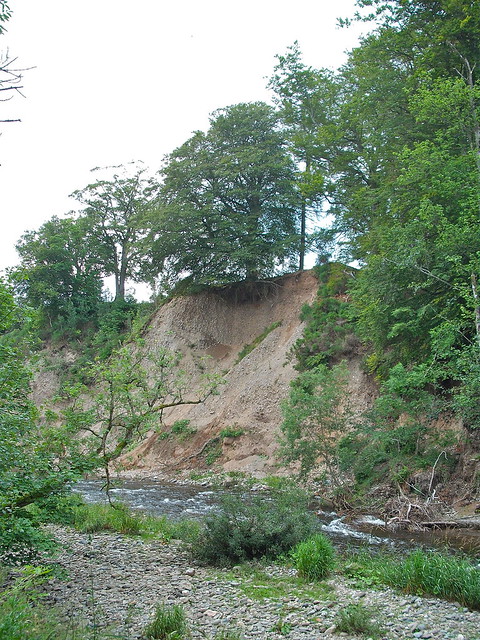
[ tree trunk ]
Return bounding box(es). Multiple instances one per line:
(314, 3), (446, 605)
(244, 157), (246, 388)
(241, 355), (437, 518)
(299, 198), (306, 271)
(471, 273), (480, 349)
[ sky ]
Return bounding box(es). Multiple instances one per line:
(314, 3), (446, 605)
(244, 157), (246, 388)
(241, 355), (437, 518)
(0, 0), (366, 287)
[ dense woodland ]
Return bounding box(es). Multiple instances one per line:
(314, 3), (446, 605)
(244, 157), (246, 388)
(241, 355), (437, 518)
(2, 0), (480, 563)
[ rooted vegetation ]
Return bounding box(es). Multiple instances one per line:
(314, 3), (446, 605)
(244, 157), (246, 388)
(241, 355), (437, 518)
(2, 0), (480, 635)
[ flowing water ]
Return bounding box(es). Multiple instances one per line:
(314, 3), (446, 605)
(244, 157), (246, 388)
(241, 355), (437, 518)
(74, 479), (480, 554)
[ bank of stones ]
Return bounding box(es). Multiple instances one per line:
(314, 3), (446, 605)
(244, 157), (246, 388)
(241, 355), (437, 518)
(44, 526), (478, 640)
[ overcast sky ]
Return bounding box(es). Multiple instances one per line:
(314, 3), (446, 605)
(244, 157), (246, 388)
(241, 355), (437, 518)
(0, 0), (366, 281)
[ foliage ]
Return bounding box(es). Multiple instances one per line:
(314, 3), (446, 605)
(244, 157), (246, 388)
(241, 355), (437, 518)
(280, 361), (351, 480)
(71, 163), (160, 302)
(13, 215), (103, 337)
(190, 488), (318, 566)
(170, 419), (197, 441)
(60, 341), (221, 483)
(219, 426), (244, 439)
(151, 102), (300, 289)
(0, 278), (86, 564)
(337, 364), (458, 493)
(268, 42), (336, 269)
(143, 603), (190, 640)
(291, 263), (357, 370)
(334, 603), (383, 639)
(235, 321), (282, 363)
(0, 564), (93, 639)
(380, 549), (480, 610)
(291, 533), (335, 581)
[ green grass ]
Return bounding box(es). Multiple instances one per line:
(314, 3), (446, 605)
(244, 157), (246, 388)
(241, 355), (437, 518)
(334, 603), (383, 639)
(341, 548), (480, 611)
(143, 603), (189, 639)
(72, 502), (201, 543)
(0, 565), (92, 640)
(381, 549), (480, 610)
(291, 533), (335, 581)
(219, 566), (333, 602)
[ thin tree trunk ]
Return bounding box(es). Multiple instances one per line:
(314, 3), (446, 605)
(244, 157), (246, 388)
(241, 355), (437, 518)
(471, 273), (480, 349)
(299, 198), (306, 271)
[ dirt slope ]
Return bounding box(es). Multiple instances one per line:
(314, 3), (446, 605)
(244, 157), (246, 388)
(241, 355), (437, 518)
(119, 270), (375, 477)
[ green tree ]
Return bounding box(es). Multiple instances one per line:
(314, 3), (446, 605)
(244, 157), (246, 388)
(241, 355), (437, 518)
(13, 215), (103, 336)
(60, 341), (221, 488)
(71, 163), (160, 301)
(280, 361), (351, 480)
(151, 102), (299, 288)
(268, 42), (337, 269)
(0, 278), (85, 562)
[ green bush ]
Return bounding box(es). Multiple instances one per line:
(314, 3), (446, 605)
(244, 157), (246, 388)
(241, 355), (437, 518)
(291, 533), (335, 581)
(334, 603), (383, 639)
(219, 426), (245, 438)
(190, 489), (318, 566)
(144, 603), (189, 639)
(381, 549), (480, 610)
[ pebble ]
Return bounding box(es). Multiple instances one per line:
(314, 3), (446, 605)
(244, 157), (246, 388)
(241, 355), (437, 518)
(40, 526), (480, 640)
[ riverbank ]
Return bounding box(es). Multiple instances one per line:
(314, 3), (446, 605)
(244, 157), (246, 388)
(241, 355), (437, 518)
(43, 525), (478, 640)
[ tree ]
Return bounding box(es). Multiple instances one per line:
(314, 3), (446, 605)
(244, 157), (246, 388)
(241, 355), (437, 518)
(60, 341), (222, 489)
(13, 215), (103, 335)
(0, 278), (86, 562)
(151, 102), (300, 288)
(280, 361), (351, 481)
(71, 163), (160, 301)
(268, 43), (336, 270)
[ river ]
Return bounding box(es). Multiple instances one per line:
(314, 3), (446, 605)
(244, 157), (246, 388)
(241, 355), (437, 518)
(74, 478), (480, 555)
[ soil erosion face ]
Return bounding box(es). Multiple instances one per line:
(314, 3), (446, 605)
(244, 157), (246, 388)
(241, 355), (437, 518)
(119, 270), (374, 478)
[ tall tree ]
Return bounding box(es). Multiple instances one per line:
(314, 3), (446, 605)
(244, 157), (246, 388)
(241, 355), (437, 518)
(268, 43), (336, 270)
(72, 163), (160, 301)
(14, 215), (103, 333)
(151, 102), (300, 288)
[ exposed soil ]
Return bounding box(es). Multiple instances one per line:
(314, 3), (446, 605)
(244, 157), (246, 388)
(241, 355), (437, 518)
(113, 270), (376, 478)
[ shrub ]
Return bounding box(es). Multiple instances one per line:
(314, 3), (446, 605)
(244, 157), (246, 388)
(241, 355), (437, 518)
(334, 603), (383, 638)
(219, 426), (245, 438)
(190, 488), (318, 566)
(291, 533), (335, 581)
(144, 603), (189, 639)
(171, 419), (197, 441)
(381, 549), (480, 610)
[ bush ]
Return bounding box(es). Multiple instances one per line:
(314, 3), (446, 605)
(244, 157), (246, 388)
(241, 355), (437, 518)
(190, 488), (318, 566)
(381, 549), (480, 610)
(334, 603), (383, 638)
(144, 603), (189, 639)
(291, 533), (335, 580)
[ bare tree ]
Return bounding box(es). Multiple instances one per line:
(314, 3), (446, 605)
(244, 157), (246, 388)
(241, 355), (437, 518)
(0, 51), (27, 123)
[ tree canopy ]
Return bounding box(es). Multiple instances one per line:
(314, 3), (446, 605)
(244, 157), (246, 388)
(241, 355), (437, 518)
(149, 102), (300, 288)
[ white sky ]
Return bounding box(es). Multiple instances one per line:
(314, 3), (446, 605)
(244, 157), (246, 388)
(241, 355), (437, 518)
(0, 0), (366, 282)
